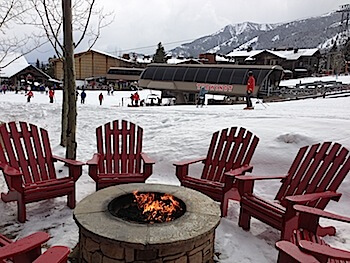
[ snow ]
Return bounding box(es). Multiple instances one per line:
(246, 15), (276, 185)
(0, 88), (349, 262)
(280, 74), (350, 87)
(0, 53), (29, 78)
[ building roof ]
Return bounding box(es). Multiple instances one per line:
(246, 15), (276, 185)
(227, 48), (319, 61)
(0, 53), (30, 78)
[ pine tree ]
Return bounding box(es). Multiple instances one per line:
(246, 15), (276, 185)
(153, 42), (167, 63)
(36, 59), (40, 68)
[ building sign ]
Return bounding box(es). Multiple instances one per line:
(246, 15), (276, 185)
(196, 83), (233, 92)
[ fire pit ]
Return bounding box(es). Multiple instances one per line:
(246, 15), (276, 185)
(74, 183), (221, 263)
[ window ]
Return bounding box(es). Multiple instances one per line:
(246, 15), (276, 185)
(141, 67), (157, 79)
(231, 69), (248, 84)
(194, 68), (210, 82)
(218, 68), (234, 84)
(183, 68), (199, 82)
(153, 67), (166, 81)
(163, 67), (177, 81)
(206, 68), (222, 83)
(173, 67), (187, 81)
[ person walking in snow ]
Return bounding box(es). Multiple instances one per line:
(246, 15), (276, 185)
(81, 90), (86, 104)
(245, 71), (255, 110)
(98, 92), (104, 105)
(133, 91), (140, 106)
(49, 88), (55, 103)
(26, 89), (34, 103)
(196, 86), (208, 108)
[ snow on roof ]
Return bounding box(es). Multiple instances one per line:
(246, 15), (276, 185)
(215, 55), (234, 62)
(166, 57), (201, 64)
(0, 53), (29, 78)
(227, 48), (319, 61)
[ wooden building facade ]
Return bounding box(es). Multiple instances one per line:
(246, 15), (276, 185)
(52, 49), (138, 81)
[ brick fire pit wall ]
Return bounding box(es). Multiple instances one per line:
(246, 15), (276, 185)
(74, 183), (221, 263)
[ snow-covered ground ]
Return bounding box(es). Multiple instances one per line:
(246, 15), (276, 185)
(0, 88), (349, 263)
(280, 74), (350, 87)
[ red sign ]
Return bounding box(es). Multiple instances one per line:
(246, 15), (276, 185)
(196, 83), (233, 92)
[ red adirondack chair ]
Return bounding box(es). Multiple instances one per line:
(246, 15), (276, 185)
(276, 205), (350, 263)
(0, 231), (70, 263)
(173, 127), (259, 215)
(87, 120), (155, 190)
(0, 121), (84, 223)
(235, 142), (350, 240)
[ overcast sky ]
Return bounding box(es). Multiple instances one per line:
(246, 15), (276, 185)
(26, 0), (347, 62)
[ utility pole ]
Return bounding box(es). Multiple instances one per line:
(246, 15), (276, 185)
(62, 0), (77, 159)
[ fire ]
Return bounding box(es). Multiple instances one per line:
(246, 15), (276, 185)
(133, 191), (182, 223)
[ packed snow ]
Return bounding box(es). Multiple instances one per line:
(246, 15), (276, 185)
(0, 88), (349, 263)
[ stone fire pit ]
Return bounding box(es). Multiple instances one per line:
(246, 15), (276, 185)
(73, 183), (221, 263)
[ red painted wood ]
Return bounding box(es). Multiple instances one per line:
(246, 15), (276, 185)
(0, 122), (83, 222)
(174, 127), (259, 215)
(105, 122), (113, 174)
(40, 128), (56, 180)
(30, 125), (49, 181)
(128, 122), (135, 173)
(112, 120), (120, 174)
(135, 127), (143, 173)
(32, 246), (70, 263)
(87, 120), (154, 190)
(237, 142), (350, 240)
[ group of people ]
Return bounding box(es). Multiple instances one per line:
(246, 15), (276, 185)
(25, 86), (55, 103)
(130, 91), (140, 106)
(196, 71), (255, 109)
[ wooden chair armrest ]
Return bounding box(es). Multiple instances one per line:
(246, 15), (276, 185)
(173, 157), (206, 167)
(33, 246), (70, 263)
(235, 175), (288, 181)
(224, 165), (253, 177)
(299, 240), (350, 260)
(275, 240), (319, 263)
(52, 155), (85, 166)
(293, 205), (350, 223)
(86, 153), (101, 166)
(0, 162), (22, 177)
(285, 191), (342, 204)
(0, 232), (50, 260)
(140, 152), (155, 164)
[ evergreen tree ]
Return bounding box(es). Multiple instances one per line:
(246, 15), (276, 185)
(153, 42), (167, 63)
(36, 59), (40, 68)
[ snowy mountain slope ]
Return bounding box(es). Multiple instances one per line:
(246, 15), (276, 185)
(170, 12), (343, 57)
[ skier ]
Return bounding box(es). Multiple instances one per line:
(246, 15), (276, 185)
(196, 86), (208, 108)
(98, 92), (104, 105)
(49, 88), (55, 103)
(81, 90), (86, 104)
(26, 89), (34, 103)
(244, 71), (255, 110)
(133, 91), (140, 106)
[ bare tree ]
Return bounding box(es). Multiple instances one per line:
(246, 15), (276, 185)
(28, 0), (113, 159)
(0, 0), (46, 67)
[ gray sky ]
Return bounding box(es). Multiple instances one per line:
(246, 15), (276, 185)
(27, 0), (347, 62)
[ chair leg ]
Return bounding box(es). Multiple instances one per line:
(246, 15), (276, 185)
(17, 197), (26, 223)
(238, 206), (251, 230)
(67, 189), (76, 209)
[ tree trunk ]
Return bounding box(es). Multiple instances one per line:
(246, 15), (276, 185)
(60, 58), (68, 147)
(63, 0), (77, 159)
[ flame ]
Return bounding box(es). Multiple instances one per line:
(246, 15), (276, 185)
(133, 191), (182, 223)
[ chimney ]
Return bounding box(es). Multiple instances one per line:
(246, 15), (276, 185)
(122, 54), (130, 60)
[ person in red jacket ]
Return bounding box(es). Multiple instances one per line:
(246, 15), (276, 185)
(48, 88), (55, 103)
(133, 91), (140, 106)
(98, 92), (104, 105)
(26, 89), (34, 103)
(245, 71), (255, 109)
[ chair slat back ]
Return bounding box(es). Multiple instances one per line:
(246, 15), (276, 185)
(96, 120), (143, 174)
(201, 127), (259, 183)
(276, 142), (350, 208)
(0, 122), (56, 185)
